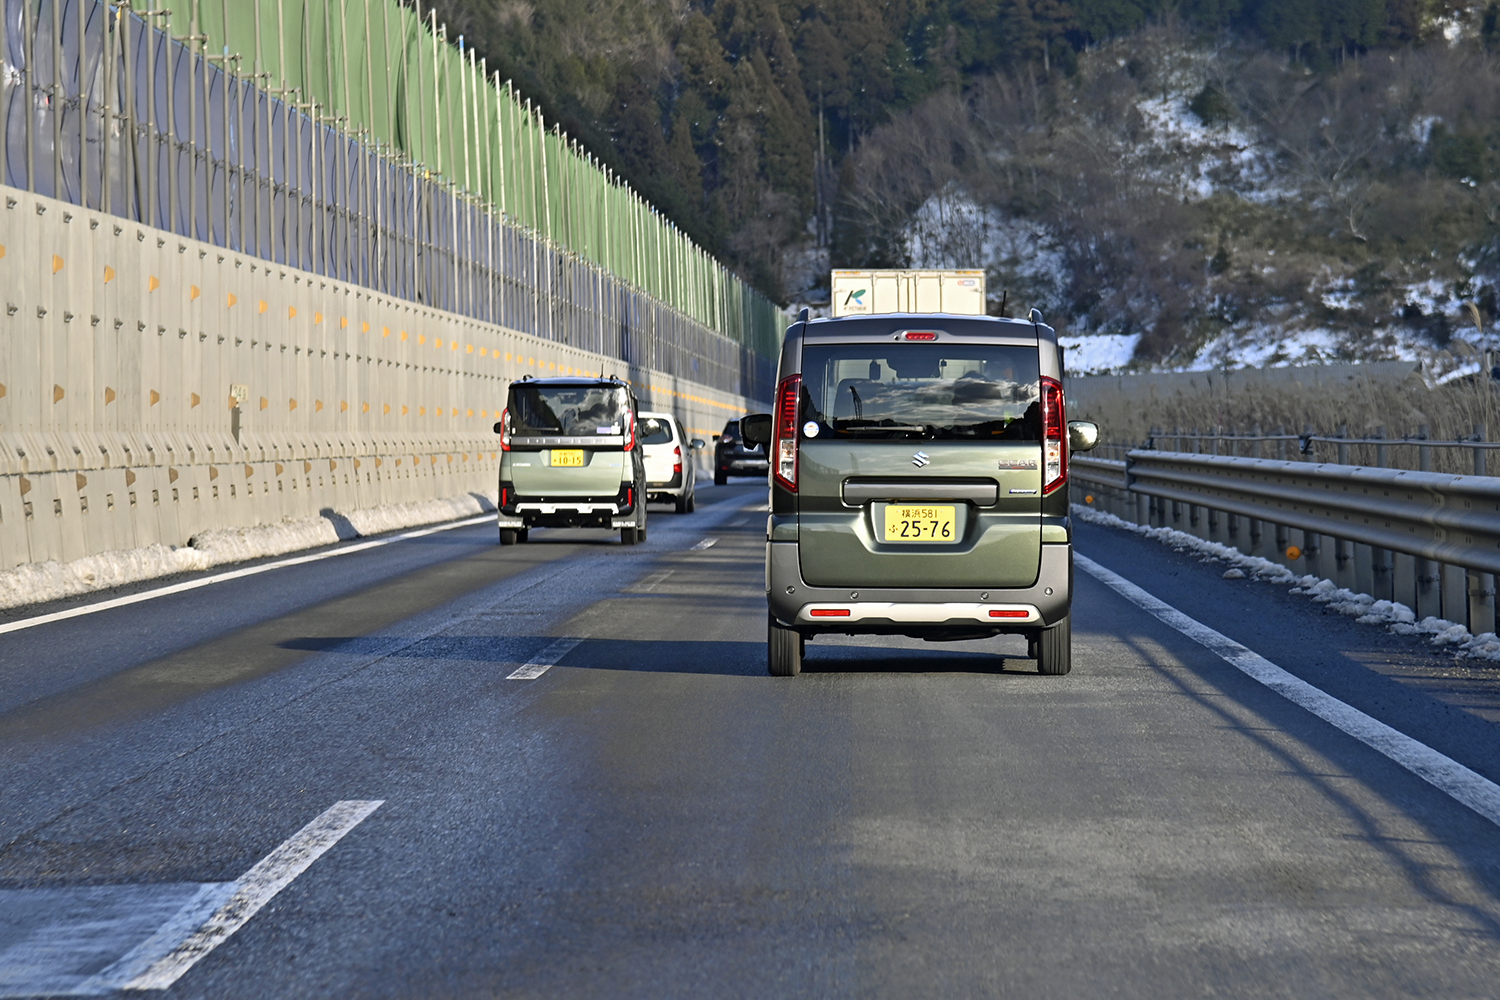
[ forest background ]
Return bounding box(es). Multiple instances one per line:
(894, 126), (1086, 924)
(428, 0), (1500, 370)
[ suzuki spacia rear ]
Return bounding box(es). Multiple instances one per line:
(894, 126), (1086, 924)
(757, 313), (1097, 676)
(493, 377), (648, 546)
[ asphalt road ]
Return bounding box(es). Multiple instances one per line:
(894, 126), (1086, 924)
(2, 483), (1499, 998)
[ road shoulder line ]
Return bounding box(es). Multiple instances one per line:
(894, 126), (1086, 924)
(1077, 553), (1500, 829)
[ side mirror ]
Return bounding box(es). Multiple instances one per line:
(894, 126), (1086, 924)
(1068, 420), (1100, 452)
(492, 421), (504, 435)
(740, 413), (773, 446)
(690, 438), (707, 450)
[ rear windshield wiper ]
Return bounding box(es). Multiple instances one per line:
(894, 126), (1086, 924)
(835, 423), (930, 436)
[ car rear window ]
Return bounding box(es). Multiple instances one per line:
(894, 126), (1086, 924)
(508, 383), (627, 435)
(800, 343), (1040, 441)
(640, 416), (675, 445)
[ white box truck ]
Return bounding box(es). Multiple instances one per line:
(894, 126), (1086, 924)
(830, 269), (987, 317)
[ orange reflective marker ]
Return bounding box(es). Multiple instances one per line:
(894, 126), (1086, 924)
(1286, 546), (1302, 560)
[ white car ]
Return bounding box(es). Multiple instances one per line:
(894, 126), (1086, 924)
(639, 412), (705, 513)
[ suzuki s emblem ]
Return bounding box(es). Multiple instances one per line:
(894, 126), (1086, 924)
(912, 451), (931, 468)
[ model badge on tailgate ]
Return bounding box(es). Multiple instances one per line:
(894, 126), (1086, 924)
(999, 459), (1038, 470)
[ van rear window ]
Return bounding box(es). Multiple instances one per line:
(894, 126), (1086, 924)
(800, 344), (1040, 441)
(508, 384), (627, 435)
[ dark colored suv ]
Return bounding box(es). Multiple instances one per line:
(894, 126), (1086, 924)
(493, 376), (648, 545)
(747, 311), (1098, 676)
(713, 418), (769, 485)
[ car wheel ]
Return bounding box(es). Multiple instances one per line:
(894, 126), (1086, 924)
(768, 614), (802, 676)
(674, 492), (689, 514)
(714, 467), (727, 486)
(517, 528), (530, 543)
(636, 523), (647, 543)
(685, 491), (696, 513)
(499, 528), (518, 546)
(1036, 615), (1072, 676)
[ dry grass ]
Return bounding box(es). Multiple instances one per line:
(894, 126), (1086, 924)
(1078, 374), (1500, 476)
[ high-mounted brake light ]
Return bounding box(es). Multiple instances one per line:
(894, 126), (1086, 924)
(672, 445), (682, 475)
(988, 609), (1030, 619)
(499, 408), (512, 452)
(1041, 376), (1066, 494)
(809, 608), (851, 617)
(904, 331), (938, 341)
(773, 375), (801, 492)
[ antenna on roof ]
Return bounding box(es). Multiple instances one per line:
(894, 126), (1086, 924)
(999, 290), (1009, 318)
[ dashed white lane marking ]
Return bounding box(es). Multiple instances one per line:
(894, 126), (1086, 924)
(0, 516), (495, 637)
(630, 571), (674, 592)
(507, 638), (582, 680)
(122, 800), (384, 991)
(691, 537), (718, 550)
(1078, 554), (1500, 829)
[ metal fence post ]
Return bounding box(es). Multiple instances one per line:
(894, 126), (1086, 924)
(1415, 424), (1438, 617)
(1475, 423), (1487, 477)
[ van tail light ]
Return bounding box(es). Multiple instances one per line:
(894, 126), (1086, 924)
(672, 446), (682, 475)
(624, 411), (636, 451)
(499, 408), (512, 452)
(773, 375), (801, 492)
(1041, 376), (1066, 494)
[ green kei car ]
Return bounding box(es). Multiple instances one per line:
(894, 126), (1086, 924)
(493, 376), (649, 546)
(744, 310), (1098, 676)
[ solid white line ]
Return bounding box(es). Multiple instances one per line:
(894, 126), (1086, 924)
(0, 515), (494, 637)
(122, 800), (384, 991)
(507, 637), (582, 680)
(691, 537), (718, 550)
(89, 883), (239, 991)
(1077, 554), (1500, 829)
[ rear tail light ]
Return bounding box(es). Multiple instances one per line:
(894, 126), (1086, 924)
(499, 408), (511, 452)
(809, 608), (850, 617)
(1041, 376), (1066, 494)
(672, 446), (682, 474)
(624, 411), (636, 450)
(773, 375), (801, 492)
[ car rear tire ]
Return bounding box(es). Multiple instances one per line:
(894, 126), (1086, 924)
(714, 467), (727, 486)
(768, 615), (802, 676)
(499, 528), (518, 546)
(674, 493), (689, 514)
(636, 524), (647, 543)
(685, 492), (696, 513)
(1036, 615), (1072, 676)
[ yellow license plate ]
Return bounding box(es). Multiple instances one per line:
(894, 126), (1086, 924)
(883, 504), (957, 542)
(551, 449), (585, 467)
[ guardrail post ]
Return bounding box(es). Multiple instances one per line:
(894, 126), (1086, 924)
(1441, 564), (1468, 629)
(1469, 568), (1496, 636)
(1276, 426), (1287, 461)
(1413, 424), (1439, 617)
(1393, 551), (1417, 611)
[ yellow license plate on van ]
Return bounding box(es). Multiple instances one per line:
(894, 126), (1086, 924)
(883, 504), (957, 542)
(551, 449), (585, 467)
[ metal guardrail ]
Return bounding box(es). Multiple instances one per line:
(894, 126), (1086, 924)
(1071, 450), (1500, 635)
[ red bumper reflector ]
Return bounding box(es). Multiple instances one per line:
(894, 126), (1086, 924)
(809, 608), (851, 618)
(989, 609), (1030, 618)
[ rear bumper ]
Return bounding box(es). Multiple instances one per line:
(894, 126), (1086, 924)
(499, 481), (639, 528)
(766, 540), (1072, 631)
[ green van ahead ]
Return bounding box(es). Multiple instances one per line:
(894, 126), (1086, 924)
(746, 310), (1098, 676)
(493, 376), (648, 546)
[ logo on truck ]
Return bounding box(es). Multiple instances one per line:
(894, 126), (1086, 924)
(844, 288), (867, 308)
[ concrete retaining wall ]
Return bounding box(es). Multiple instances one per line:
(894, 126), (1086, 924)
(0, 184), (768, 571)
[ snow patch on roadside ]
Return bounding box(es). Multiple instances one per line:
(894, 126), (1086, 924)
(1074, 504), (1500, 662)
(0, 491), (496, 612)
